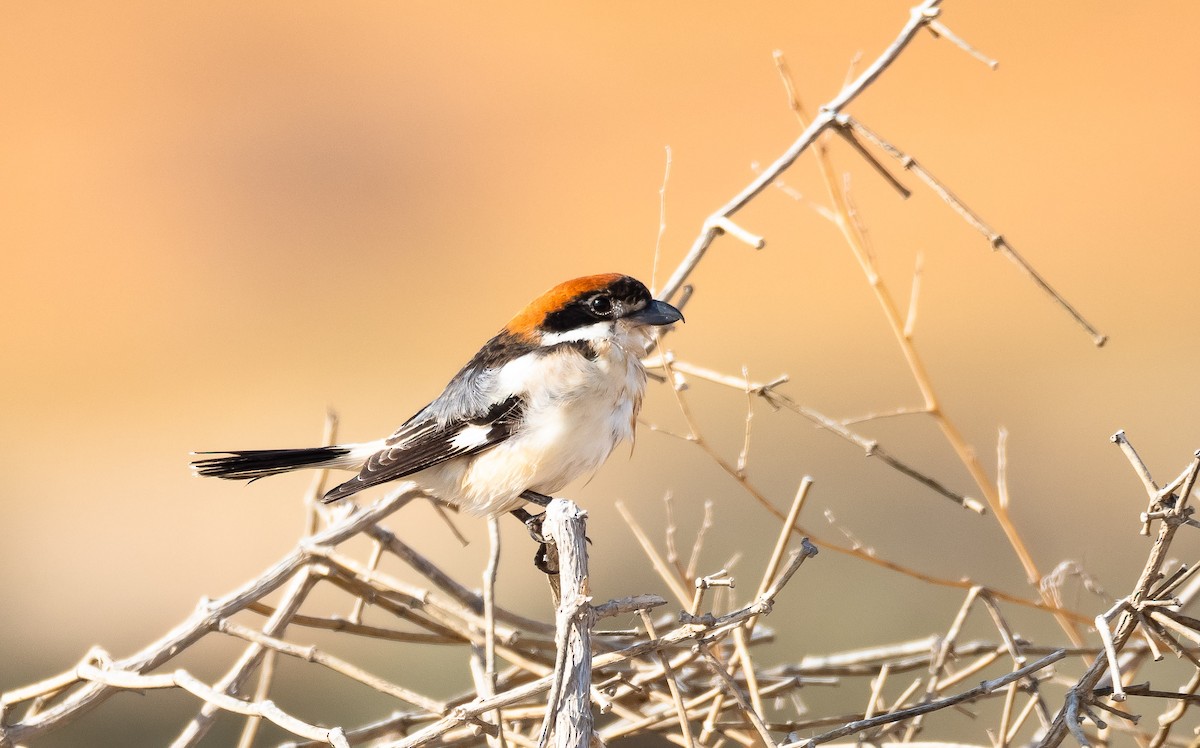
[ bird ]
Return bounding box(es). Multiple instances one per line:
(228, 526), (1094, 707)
(192, 273), (683, 520)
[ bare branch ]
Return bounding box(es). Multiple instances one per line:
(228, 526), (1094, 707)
(926, 19), (999, 69)
(656, 0), (944, 304)
(835, 114), (1106, 346)
(788, 650), (1066, 747)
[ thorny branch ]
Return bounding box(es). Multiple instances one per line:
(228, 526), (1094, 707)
(654, 1), (1104, 349)
(657, 0), (955, 303)
(641, 355), (1093, 625)
(787, 649), (1067, 748)
(1038, 444), (1200, 748)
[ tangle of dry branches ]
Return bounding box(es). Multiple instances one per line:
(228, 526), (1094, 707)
(8, 3), (1199, 748)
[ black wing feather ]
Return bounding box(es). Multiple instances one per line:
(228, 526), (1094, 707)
(323, 331), (537, 504)
(321, 395), (524, 503)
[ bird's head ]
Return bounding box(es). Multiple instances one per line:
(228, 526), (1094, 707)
(504, 273), (684, 349)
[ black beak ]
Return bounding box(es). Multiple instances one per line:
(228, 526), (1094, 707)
(627, 299), (684, 327)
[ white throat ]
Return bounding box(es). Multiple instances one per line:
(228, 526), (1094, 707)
(539, 321), (615, 347)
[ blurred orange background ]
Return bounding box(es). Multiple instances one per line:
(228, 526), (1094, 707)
(5, 2), (1200, 745)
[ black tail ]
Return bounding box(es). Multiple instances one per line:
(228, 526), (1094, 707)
(192, 447), (352, 481)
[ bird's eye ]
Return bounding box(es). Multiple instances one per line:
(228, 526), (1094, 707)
(588, 294), (614, 316)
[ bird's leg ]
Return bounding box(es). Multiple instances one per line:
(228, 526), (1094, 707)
(513, 493), (559, 575)
(520, 490), (553, 507)
(510, 507), (545, 543)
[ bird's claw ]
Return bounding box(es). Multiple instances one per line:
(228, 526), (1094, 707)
(509, 507), (558, 575)
(510, 507), (546, 543)
(534, 543), (558, 576)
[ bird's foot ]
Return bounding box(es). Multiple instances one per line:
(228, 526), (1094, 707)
(533, 543), (558, 576)
(509, 507), (546, 543)
(509, 507), (557, 575)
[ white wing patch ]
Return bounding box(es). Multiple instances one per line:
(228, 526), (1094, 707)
(449, 423), (493, 451)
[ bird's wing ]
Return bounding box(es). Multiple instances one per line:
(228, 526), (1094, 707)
(321, 394), (523, 503)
